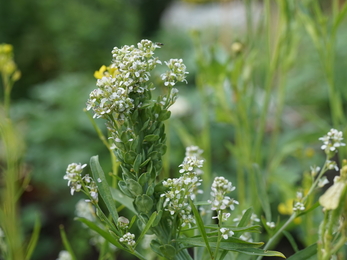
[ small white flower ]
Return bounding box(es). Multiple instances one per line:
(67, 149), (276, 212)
(319, 129), (345, 154)
(310, 166), (321, 177)
(266, 222), (276, 229)
(220, 228), (234, 239)
(209, 177), (238, 214)
(327, 160), (339, 171)
(318, 176), (329, 188)
(119, 232), (136, 247)
(293, 202), (305, 212)
(56, 250), (72, 260)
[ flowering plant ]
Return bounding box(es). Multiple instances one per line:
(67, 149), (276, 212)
(61, 40), (285, 260)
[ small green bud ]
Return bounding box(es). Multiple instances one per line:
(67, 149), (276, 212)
(117, 216), (130, 229)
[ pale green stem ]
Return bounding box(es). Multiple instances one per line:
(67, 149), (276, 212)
(256, 212), (298, 260)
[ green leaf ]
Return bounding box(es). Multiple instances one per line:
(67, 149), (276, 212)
(333, 1), (347, 35)
(25, 215), (41, 260)
(234, 207), (253, 238)
(110, 188), (136, 214)
(126, 179), (143, 196)
(135, 211), (157, 247)
(144, 134), (159, 142)
(189, 200), (214, 259)
(283, 230), (299, 253)
(76, 217), (123, 249)
(159, 244), (176, 260)
(286, 243), (317, 260)
(177, 236), (263, 250)
(134, 194), (154, 214)
(253, 165), (271, 221)
(90, 155), (119, 222)
(133, 154), (142, 173)
(232, 248), (286, 258)
(203, 224), (261, 233)
(118, 181), (134, 198)
(158, 110), (171, 121)
(59, 225), (77, 260)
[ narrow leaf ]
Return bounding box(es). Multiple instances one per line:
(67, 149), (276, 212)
(286, 243), (317, 260)
(177, 236), (263, 250)
(232, 248), (286, 258)
(25, 215), (41, 260)
(90, 155), (119, 222)
(59, 225), (77, 260)
(333, 1), (347, 34)
(283, 230), (299, 253)
(135, 211), (157, 247)
(76, 217), (123, 249)
(253, 165), (271, 220)
(234, 207), (253, 238)
(189, 200), (214, 259)
(111, 188), (136, 213)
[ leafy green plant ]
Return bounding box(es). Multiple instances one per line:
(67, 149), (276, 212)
(61, 40), (285, 260)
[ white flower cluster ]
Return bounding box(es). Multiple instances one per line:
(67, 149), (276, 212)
(87, 39), (189, 119)
(161, 58), (188, 87)
(119, 232), (136, 247)
(220, 227), (234, 240)
(209, 177), (238, 214)
(161, 146), (204, 227)
(319, 129), (345, 154)
(87, 40), (162, 119)
(63, 163), (99, 203)
(63, 163), (87, 195)
(266, 222), (276, 229)
(56, 250), (72, 260)
(293, 202), (305, 212)
(82, 174), (99, 203)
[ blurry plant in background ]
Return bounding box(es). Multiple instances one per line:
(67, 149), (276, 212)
(0, 44), (40, 260)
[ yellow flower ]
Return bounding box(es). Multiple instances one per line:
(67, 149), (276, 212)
(94, 65), (119, 79)
(94, 65), (107, 79)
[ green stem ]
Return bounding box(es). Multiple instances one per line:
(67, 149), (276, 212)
(256, 212), (298, 260)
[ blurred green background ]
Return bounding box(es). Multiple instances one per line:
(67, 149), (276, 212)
(1, 0), (347, 259)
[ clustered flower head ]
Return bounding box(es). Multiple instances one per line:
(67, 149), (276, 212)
(209, 176), (238, 214)
(293, 202), (305, 212)
(63, 163), (99, 203)
(161, 146), (204, 227)
(63, 163), (87, 195)
(119, 232), (136, 247)
(220, 227), (234, 240)
(161, 58), (188, 86)
(86, 39), (188, 120)
(319, 129), (345, 155)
